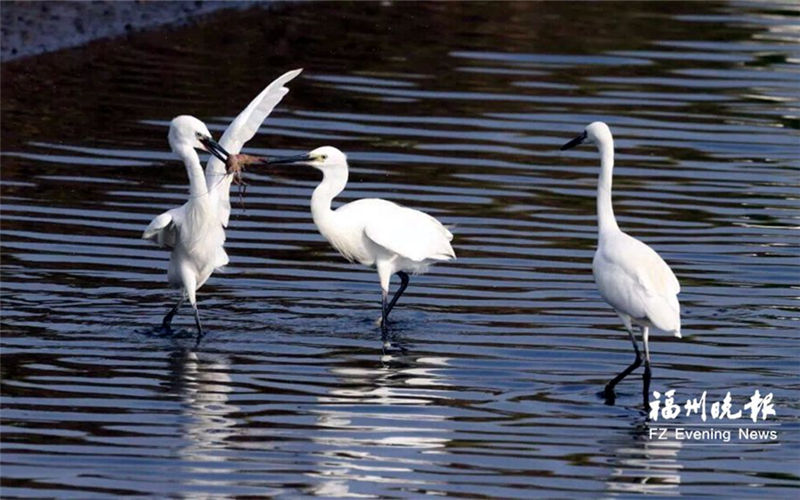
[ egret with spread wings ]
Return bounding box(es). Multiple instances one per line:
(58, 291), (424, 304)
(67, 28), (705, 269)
(142, 69), (302, 336)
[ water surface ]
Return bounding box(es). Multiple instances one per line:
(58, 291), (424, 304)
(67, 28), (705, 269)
(2, 1), (799, 497)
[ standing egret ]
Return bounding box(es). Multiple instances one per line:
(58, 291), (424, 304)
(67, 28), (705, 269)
(266, 147), (456, 344)
(561, 122), (681, 406)
(142, 69), (302, 336)
(142, 116), (231, 336)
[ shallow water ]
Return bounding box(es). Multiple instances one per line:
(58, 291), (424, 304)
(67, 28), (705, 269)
(2, 1), (799, 497)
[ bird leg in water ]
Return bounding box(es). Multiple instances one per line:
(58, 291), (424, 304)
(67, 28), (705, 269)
(380, 273), (412, 352)
(603, 326), (643, 404)
(225, 154), (269, 209)
(193, 305), (204, 340)
(385, 272), (410, 321)
(642, 326), (652, 409)
(381, 291), (389, 341)
(160, 295), (185, 333)
(376, 272), (411, 326)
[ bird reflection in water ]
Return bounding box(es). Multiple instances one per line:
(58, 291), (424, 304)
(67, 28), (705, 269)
(167, 348), (241, 475)
(604, 419), (683, 495)
(304, 354), (454, 496)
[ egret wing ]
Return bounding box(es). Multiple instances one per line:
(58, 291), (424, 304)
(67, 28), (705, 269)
(594, 233), (680, 334)
(206, 68), (303, 226)
(636, 251), (681, 335)
(363, 202), (455, 262)
(142, 209), (180, 249)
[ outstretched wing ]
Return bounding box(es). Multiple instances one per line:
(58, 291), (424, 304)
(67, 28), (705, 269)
(206, 68), (303, 226)
(142, 208), (180, 249)
(363, 201), (455, 262)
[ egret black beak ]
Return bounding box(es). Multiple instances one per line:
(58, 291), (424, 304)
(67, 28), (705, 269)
(200, 137), (230, 162)
(560, 130), (588, 151)
(265, 153), (311, 165)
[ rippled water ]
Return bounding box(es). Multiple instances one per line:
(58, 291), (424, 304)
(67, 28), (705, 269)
(2, 1), (799, 497)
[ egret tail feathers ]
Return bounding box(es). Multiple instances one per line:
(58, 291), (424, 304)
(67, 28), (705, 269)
(644, 291), (681, 338)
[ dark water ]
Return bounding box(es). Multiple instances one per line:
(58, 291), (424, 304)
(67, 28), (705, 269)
(2, 1), (799, 497)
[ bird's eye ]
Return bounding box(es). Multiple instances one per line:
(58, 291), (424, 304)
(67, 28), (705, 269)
(195, 132), (204, 139)
(321, 155), (327, 160)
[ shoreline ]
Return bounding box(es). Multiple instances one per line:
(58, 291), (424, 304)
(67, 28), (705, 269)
(1, 1), (264, 62)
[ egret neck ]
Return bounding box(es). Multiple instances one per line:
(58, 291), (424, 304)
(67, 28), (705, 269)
(596, 136), (619, 235)
(311, 163), (348, 232)
(176, 142), (210, 198)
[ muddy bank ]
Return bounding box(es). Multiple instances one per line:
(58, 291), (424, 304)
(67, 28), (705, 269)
(1, 1), (268, 62)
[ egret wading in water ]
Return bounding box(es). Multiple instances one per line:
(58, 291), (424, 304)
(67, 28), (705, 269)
(142, 69), (302, 336)
(266, 147), (456, 345)
(561, 122), (681, 407)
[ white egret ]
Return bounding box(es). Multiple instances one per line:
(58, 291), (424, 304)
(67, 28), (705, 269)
(142, 69), (302, 336)
(142, 116), (230, 336)
(561, 122), (681, 406)
(266, 147), (456, 343)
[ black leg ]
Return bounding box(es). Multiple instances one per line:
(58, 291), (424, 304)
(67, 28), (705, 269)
(643, 361), (652, 410)
(381, 290), (389, 343)
(384, 271), (410, 320)
(604, 355), (642, 403)
(193, 306), (204, 340)
(642, 326), (651, 410)
(161, 296), (185, 333)
(604, 327), (642, 404)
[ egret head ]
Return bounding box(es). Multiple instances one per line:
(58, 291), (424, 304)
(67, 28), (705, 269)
(561, 121), (612, 151)
(306, 146), (347, 170)
(266, 146), (348, 172)
(168, 115), (229, 162)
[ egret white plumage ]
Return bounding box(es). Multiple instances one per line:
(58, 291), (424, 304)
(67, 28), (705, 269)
(142, 69), (302, 336)
(142, 116), (230, 336)
(204, 69), (302, 228)
(266, 147), (456, 343)
(561, 122), (681, 406)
